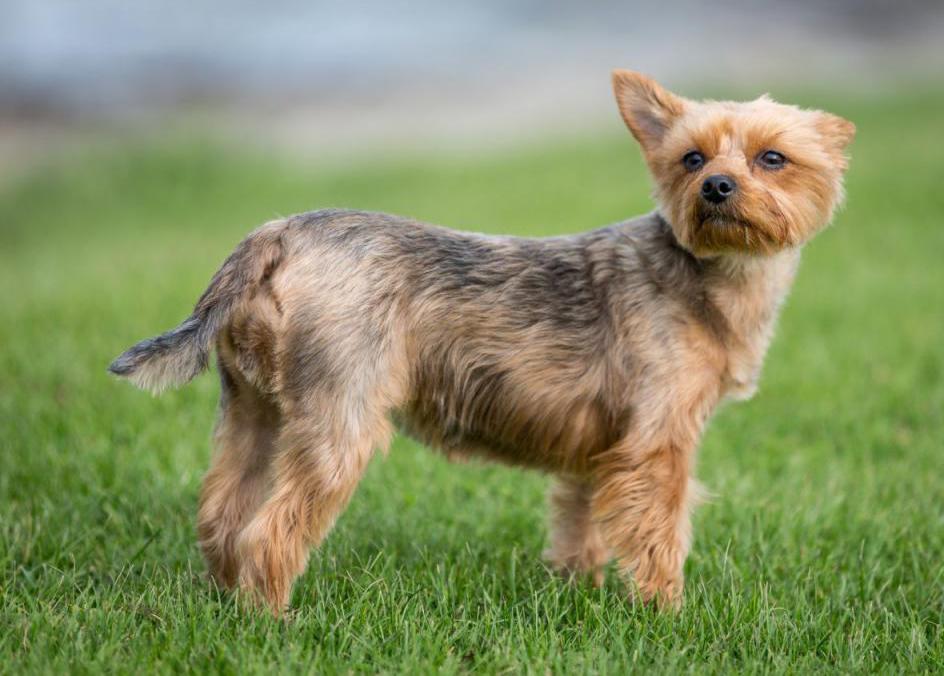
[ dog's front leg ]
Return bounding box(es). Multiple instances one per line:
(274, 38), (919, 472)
(590, 409), (708, 609)
(544, 478), (610, 586)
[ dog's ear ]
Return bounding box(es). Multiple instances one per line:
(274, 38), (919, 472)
(815, 111), (856, 166)
(612, 70), (686, 152)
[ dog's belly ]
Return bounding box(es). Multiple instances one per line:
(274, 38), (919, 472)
(394, 383), (623, 476)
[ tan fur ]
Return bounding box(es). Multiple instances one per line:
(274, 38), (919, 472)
(111, 71), (854, 614)
(545, 478), (610, 587)
(197, 345), (280, 587)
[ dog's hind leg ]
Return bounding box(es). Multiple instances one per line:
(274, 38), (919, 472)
(197, 361), (280, 589)
(234, 393), (394, 613)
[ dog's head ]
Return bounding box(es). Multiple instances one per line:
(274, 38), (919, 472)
(612, 70), (855, 257)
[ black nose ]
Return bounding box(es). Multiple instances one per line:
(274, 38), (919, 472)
(701, 175), (737, 204)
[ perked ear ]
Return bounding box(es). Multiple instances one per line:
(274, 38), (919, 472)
(612, 70), (686, 152)
(815, 112), (856, 157)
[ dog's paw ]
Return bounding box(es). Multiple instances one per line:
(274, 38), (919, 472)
(631, 575), (684, 611)
(235, 527), (294, 616)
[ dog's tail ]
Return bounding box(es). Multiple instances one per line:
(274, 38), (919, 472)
(108, 220), (287, 394)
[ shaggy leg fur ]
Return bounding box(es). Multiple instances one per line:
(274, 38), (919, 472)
(197, 369), (280, 588)
(544, 479), (610, 586)
(592, 439), (697, 609)
(234, 404), (382, 613)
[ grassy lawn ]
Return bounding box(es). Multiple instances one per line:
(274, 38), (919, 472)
(1, 91), (942, 673)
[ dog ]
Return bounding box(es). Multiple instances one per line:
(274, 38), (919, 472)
(109, 71), (854, 613)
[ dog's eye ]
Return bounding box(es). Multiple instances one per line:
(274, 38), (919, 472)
(682, 151), (704, 172)
(758, 150), (787, 169)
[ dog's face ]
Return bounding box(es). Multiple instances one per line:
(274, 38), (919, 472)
(613, 70), (855, 257)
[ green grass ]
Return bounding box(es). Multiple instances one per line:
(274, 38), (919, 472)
(1, 91), (943, 673)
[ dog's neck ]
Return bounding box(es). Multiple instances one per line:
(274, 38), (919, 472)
(704, 249), (801, 331)
(701, 247), (802, 397)
(649, 210), (802, 338)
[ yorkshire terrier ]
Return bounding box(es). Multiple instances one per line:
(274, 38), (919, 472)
(110, 71), (854, 613)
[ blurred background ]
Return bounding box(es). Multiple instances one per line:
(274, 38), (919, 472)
(2, 0), (943, 176)
(2, 3), (943, 670)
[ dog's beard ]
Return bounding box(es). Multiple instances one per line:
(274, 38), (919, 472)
(688, 202), (779, 256)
